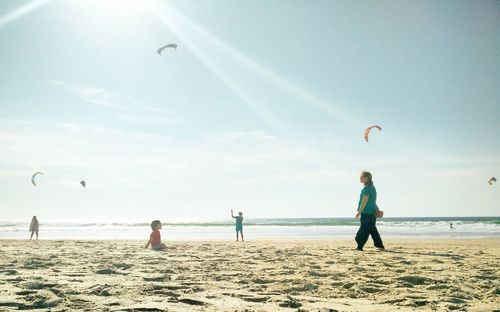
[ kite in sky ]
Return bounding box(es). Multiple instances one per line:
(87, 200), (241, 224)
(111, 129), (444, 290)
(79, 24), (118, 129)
(31, 172), (44, 187)
(364, 125), (382, 142)
(156, 43), (178, 55)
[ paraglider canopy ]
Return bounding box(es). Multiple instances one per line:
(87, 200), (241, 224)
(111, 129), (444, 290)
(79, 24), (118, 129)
(364, 125), (382, 142)
(156, 43), (178, 55)
(488, 177), (497, 186)
(80, 180), (86, 188)
(31, 172), (44, 187)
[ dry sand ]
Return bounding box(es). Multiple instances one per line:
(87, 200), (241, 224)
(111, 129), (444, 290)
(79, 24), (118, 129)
(0, 239), (498, 311)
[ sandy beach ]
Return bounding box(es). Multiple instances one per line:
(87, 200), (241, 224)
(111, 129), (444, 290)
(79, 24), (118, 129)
(0, 239), (498, 311)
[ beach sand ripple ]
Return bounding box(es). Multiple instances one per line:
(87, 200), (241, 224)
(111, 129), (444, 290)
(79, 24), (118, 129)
(0, 239), (498, 311)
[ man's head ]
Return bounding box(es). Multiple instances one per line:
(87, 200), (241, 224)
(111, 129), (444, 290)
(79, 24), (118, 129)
(360, 171), (373, 186)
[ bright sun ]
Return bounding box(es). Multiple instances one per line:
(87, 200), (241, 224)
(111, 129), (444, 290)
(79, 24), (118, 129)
(66, 0), (146, 26)
(63, 0), (152, 40)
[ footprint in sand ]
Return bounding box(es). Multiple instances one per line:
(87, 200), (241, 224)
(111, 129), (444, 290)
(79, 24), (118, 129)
(285, 283), (319, 293)
(143, 275), (170, 282)
(237, 294), (271, 303)
(1, 269), (17, 275)
(123, 308), (164, 312)
(21, 281), (58, 290)
(113, 262), (133, 270)
(409, 299), (431, 307)
(96, 268), (115, 275)
(359, 285), (384, 293)
(15, 289), (36, 295)
(278, 295), (302, 308)
(64, 272), (86, 277)
(0, 301), (32, 310)
(397, 275), (434, 286)
(178, 298), (207, 306)
(370, 279), (392, 286)
(24, 290), (62, 309)
(87, 284), (113, 297)
(342, 282), (356, 289)
(308, 271), (329, 277)
(6, 277), (23, 284)
(22, 259), (51, 269)
(253, 277), (275, 284)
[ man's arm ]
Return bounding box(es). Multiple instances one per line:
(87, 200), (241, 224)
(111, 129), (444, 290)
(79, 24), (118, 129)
(231, 210), (235, 218)
(356, 195), (369, 218)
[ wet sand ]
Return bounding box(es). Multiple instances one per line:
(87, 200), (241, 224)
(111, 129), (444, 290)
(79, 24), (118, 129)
(0, 239), (498, 311)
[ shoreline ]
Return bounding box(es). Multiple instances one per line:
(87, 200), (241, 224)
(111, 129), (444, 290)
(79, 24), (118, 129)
(2, 237), (500, 242)
(3, 217), (499, 241)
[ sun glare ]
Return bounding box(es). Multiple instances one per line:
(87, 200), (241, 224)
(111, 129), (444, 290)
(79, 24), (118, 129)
(67, 0), (145, 26)
(62, 0), (151, 43)
(89, 0), (141, 17)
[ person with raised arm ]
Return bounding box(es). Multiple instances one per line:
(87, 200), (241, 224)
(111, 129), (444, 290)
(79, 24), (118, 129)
(231, 210), (244, 242)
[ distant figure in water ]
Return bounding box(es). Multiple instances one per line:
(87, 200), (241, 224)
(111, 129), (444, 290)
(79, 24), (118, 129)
(145, 220), (167, 251)
(29, 216), (39, 240)
(450, 222), (455, 230)
(231, 210), (244, 242)
(355, 171), (385, 251)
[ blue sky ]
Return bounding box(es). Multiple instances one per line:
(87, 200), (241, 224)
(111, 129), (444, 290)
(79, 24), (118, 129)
(0, 0), (498, 221)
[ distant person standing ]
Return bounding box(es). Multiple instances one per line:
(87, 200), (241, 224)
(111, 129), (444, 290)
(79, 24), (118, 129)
(29, 216), (39, 240)
(355, 171), (384, 251)
(450, 222), (455, 230)
(231, 210), (244, 242)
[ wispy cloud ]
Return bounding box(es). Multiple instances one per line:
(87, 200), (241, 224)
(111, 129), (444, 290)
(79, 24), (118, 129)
(60, 122), (81, 133)
(52, 81), (181, 125)
(202, 131), (277, 143)
(0, 119), (345, 184)
(116, 114), (181, 125)
(52, 80), (119, 108)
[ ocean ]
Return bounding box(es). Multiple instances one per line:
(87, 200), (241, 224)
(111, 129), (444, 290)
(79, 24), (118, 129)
(1, 217), (499, 240)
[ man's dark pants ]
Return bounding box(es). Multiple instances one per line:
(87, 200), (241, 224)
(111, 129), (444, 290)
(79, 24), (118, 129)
(355, 213), (384, 249)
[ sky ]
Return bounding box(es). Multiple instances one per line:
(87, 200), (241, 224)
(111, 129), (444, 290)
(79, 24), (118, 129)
(0, 0), (499, 221)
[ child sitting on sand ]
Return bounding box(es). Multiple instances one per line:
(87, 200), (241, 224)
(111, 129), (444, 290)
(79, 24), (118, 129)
(231, 210), (244, 242)
(145, 220), (167, 251)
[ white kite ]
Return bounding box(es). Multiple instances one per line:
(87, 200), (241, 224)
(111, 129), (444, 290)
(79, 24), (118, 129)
(31, 172), (44, 187)
(156, 43), (178, 55)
